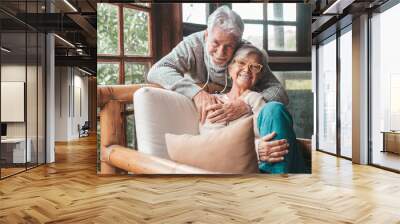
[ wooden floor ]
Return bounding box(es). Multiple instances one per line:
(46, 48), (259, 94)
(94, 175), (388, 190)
(372, 150), (400, 171)
(0, 135), (400, 223)
(1, 167), (26, 178)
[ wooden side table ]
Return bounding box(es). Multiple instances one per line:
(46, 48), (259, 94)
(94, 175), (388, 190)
(381, 131), (400, 154)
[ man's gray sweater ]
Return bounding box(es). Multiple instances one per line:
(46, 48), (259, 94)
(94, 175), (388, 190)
(147, 31), (289, 105)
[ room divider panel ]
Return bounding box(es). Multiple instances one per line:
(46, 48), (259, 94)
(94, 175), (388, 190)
(0, 1), (46, 179)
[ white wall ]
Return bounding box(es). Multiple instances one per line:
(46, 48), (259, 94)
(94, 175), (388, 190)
(1, 63), (46, 164)
(1, 65), (40, 137)
(54, 66), (89, 141)
(46, 33), (55, 163)
(55, 66), (69, 141)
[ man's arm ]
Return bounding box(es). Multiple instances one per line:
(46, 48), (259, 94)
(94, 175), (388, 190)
(147, 39), (202, 99)
(147, 33), (222, 122)
(254, 65), (289, 105)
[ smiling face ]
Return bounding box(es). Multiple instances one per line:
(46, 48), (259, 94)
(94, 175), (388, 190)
(205, 27), (239, 66)
(228, 52), (263, 91)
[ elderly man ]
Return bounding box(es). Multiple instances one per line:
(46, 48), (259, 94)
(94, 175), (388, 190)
(147, 5), (289, 164)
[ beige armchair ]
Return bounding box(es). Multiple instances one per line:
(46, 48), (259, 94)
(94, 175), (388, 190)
(97, 84), (311, 175)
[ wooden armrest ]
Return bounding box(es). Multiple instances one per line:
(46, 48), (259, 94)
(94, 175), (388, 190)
(297, 138), (311, 155)
(296, 138), (311, 173)
(104, 145), (217, 174)
(97, 82), (225, 107)
(97, 83), (161, 107)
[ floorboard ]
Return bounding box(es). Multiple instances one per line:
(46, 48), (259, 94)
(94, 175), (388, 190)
(0, 135), (399, 223)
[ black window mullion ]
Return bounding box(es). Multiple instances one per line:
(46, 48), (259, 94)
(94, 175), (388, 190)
(36, 0), (39, 168)
(36, 29), (39, 168)
(0, 21), (2, 179)
(316, 44), (320, 151)
(336, 30), (341, 157)
(25, 1), (28, 171)
(264, 4), (268, 51)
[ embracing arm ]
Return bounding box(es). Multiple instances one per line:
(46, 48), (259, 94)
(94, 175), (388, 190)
(147, 38), (202, 99)
(254, 65), (289, 105)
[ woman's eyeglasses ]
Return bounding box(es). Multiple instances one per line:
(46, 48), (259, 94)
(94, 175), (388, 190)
(233, 59), (263, 73)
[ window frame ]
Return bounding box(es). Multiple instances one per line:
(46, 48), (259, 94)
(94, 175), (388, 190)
(369, 0), (400, 173)
(182, 3), (305, 57)
(315, 24), (353, 161)
(316, 33), (338, 157)
(230, 3), (302, 56)
(97, 3), (154, 149)
(97, 3), (154, 85)
(182, 3), (210, 37)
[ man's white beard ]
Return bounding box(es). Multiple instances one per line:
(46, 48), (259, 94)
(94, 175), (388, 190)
(205, 45), (227, 68)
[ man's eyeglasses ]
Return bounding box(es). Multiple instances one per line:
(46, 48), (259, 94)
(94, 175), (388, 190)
(233, 59), (263, 73)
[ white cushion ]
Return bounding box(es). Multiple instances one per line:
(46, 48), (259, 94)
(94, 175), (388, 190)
(133, 87), (199, 159)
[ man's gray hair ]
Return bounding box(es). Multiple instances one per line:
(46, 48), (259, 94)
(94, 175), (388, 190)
(207, 6), (244, 41)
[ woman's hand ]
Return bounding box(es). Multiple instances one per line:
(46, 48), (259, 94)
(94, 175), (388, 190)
(205, 99), (250, 123)
(258, 132), (289, 163)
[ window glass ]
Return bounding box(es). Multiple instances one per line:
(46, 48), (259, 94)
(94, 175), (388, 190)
(268, 25), (296, 51)
(391, 75), (400, 128)
(97, 63), (119, 85)
(243, 24), (263, 49)
(1, 31), (28, 177)
(96, 3), (153, 174)
(27, 32), (38, 169)
(126, 114), (137, 149)
(124, 7), (150, 56)
(317, 37), (337, 154)
(97, 3), (119, 55)
(267, 3), (296, 22)
(124, 62), (148, 146)
(339, 29), (352, 158)
(38, 33), (46, 165)
(182, 3), (207, 24)
(124, 62), (148, 84)
(232, 3), (263, 20)
(371, 3), (400, 171)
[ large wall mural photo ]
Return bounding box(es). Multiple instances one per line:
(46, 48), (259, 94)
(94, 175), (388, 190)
(96, 3), (312, 175)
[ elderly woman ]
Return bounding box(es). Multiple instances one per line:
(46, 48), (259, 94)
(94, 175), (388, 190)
(200, 44), (306, 174)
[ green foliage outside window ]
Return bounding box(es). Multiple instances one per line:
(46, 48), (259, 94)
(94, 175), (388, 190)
(97, 3), (119, 55)
(97, 3), (151, 155)
(97, 63), (119, 85)
(124, 8), (149, 56)
(126, 114), (137, 149)
(125, 63), (148, 149)
(125, 63), (148, 84)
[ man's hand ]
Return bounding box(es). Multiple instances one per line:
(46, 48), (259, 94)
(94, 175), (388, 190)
(205, 98), (250, 123)
(258, 132), (289, 163)
(193, 90), (220, 124)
